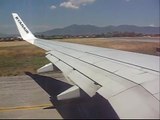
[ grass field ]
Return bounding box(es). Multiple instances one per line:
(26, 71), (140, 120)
(0, 38), (159, 76)
(60, 38), (159, 55)
(0, 41), (49, 76)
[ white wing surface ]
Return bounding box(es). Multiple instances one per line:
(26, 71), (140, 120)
(12, 13), (160, 119)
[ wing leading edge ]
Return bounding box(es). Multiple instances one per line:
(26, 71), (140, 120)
(12, 13), (160, 118)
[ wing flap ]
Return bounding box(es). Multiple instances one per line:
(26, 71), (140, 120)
(46, 53), (100, 96)
(47, 51), (138, 99)
(107, 85), (159, 118)
(141, 79), (159, 95)
(67, 71), (100, 97)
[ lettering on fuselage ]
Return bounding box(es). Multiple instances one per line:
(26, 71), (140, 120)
(15, 17), (29, 34)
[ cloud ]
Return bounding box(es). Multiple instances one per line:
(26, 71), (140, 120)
(60, 0), (96, 9)
(50, 5), (56, 9)
(60, 2), (79, 9)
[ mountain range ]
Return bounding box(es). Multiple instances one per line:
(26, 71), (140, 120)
(0, 33), (9, 37)
(0, 24), (159, 37)
(38, 24), (160, 36)
(0, 33), (18, 37)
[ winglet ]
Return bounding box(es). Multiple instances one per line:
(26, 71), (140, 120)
(12, 13), (36, 44)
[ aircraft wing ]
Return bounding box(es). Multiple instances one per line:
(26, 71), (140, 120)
(12, 13), (160, 118)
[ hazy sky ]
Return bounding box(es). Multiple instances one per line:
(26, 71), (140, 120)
(0, 0), (159, 34)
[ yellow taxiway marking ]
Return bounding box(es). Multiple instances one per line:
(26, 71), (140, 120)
(0, 103), (52, 112)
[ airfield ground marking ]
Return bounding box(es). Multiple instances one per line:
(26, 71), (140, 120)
(0, 103), (53, 112)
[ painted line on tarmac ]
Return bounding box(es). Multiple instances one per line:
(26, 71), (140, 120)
(0, 103), (53, 112)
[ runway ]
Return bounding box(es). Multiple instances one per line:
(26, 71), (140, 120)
(0, 72), (119, 119)
(0, 73), (63, 119)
